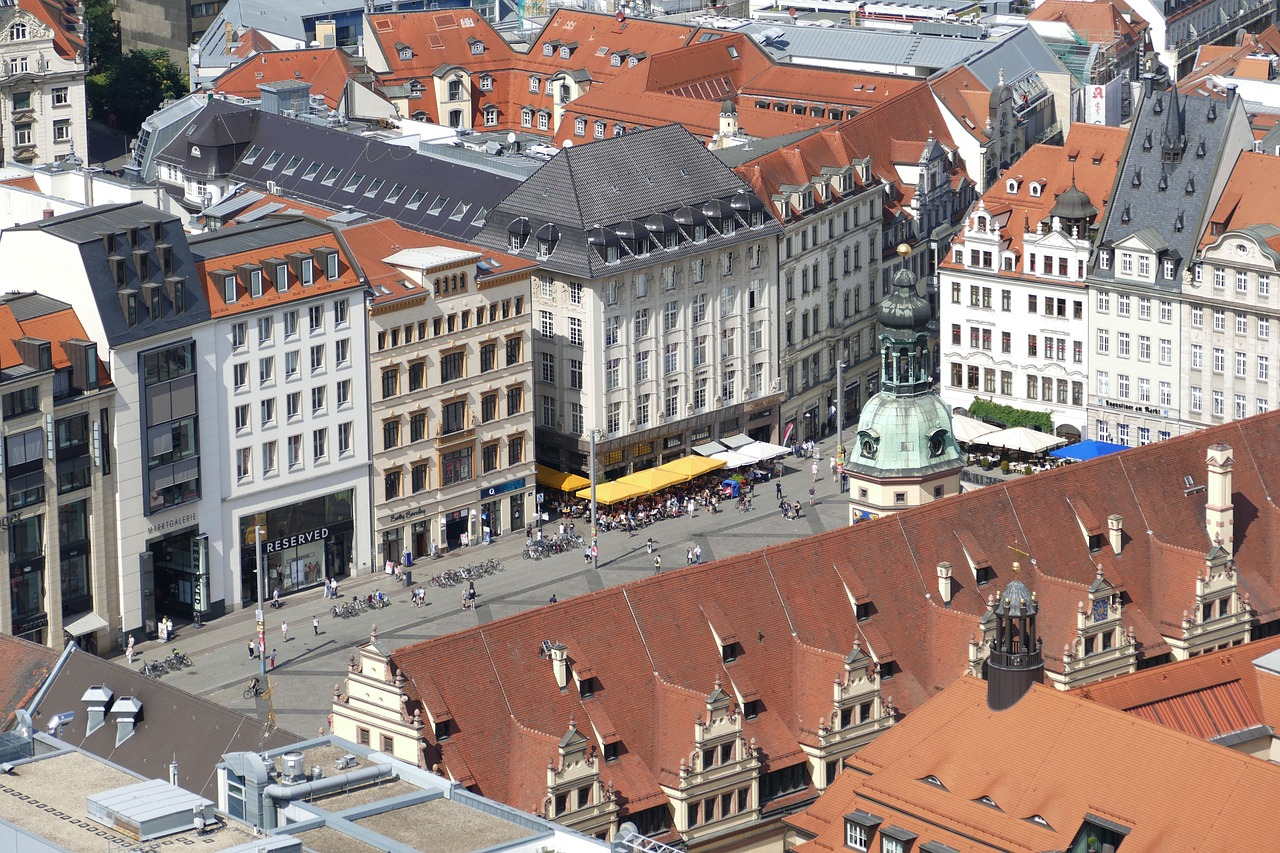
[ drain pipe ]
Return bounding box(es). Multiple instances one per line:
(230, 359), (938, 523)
(261, 764), (394, 830)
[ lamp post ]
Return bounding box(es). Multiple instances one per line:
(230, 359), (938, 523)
(837, 359), (848, 491)
(255, 524), (267, 677)
(589, 428), (600, 571)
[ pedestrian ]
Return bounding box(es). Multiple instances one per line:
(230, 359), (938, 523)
(653, 554), (662, 574)
(273, 587), (280, 609)
(780, 499), (789, 519)
(312, 616), (319, 636)
(776, 481), (783, 500)
(258, 638), (265, 658)
(794, 500), (802, 518)
(125, 635), (135, 665)
(269, 649), (277, 669)
(809, 486), (816, 506)
(811, 461), (819, 482)
(694, 544), (702, 564)
(248, 640), (256, 660)
(281, 621), (288, 642)
(646, 537), (655, 554)
(321, 579), (329, 599)
(467, 581), (477, 607)
(687, 547), (694, 566)
(332, 579), (339, 598)
(548, 593), (558, 604)
(830, 456), (837, 482)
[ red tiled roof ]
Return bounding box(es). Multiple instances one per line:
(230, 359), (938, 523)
(212, 48), (360, 109)
(0, 176), (40, 192)
(1028, 0), (1145, 45)
(388, 410), (1280, 827)
(22, 0), (83, 61)
(1201, 150), (1280, 248)
(791, 677), (1280, 853)
(0, 633), (60, 728)
(1072, 633), (1280, 738)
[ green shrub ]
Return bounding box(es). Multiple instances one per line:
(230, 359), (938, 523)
(1000, 460), (1010, 474)
(968, 398), (1052, 434)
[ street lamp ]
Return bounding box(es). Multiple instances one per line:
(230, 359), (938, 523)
(254, 524), (267, 677)
(588, 428), (602, 571)
(836, 360), (849, 487)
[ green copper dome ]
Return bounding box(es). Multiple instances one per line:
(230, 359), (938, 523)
(848, 392), (963, 478)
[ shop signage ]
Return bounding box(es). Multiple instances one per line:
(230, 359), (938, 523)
(1099, 398), (1165, 417)
(390, 507), (427, 523)
(14, 611), (47, 635)
(263, 527), (330, 554)
(147, 511), (197, 535)
(478, 477), (526, 500)
(0, 511), (23, 529)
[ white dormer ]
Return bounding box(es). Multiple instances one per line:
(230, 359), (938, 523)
(1005, 176), (1021, 194)
(1029, 181), (1043, 198)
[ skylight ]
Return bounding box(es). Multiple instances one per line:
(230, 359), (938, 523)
(321, 167), (342, 186)
(263, 151), (283, 169)
(282, 155), (303, 175)
(302, 163), (321, 180)
(405, 190), (427, 209)
(448, 201), (470, 221)
(343, 172), (366, 192)
(365, 178), (385, 197)
(386, 183), (406, 204)
(243, 145), (264, 164)
(426, 196), (447, 215)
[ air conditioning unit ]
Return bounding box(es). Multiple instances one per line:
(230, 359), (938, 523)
(266, 180), (279, 195)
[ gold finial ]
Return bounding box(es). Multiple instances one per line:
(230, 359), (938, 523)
(1012, 561), (1021, 573)
(896, 243), (911, 258)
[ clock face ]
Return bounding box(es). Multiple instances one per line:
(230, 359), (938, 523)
(1092, 598), (1109, 622)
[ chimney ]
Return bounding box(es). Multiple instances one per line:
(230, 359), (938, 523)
(1205, 443), (1234, 555)
(936, 562), (954, 605)
(1142, 72), (1155, 98)
(111, 696), (142, 747)
(549, 643), (569, 691)
(1107, 514), (1123, 556)
(81, 685), (113, 735)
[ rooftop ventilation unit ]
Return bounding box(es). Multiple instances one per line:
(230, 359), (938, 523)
(280, 752), (307, 784)
(334, 753), (357, 771)
(87, 779), (214, 840)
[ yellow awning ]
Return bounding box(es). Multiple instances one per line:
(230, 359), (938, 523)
(654, 455), (727, 482)
(537, 464), (590, 492)
(616, 467), (687, 494)
(575, 481), (648, 505)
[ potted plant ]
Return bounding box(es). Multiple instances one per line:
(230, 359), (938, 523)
(1087, 835), (1099, 853)
(1000, 460), (1010, 475)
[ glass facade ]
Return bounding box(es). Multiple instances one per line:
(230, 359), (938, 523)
(239, 489), (354, 602)
(142, 342), (200, 513)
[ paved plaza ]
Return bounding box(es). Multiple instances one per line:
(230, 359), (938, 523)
(119, 434), (856, 736)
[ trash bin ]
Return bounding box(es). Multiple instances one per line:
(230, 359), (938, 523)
(402, 570), (413, 587)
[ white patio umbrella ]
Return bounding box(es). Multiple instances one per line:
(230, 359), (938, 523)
(951, 414), (998, 444)
(711, 449), (756, 468)
(979, 426), (1068, 454)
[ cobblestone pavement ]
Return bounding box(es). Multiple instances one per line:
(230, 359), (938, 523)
(121, 433), (856, 736)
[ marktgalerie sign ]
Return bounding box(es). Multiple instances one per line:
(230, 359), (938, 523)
(263, 527), (330, 554)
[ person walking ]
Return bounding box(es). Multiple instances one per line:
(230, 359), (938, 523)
(125, 635), (135, 665)
(312, 616), (320, 636)
(281, 621), (289, 642)
(794, 499), (803, 519)
(776, 481), (783, 500)
(811, 460), (819, 482)
(653, 554), (662, 574)
(829, 455), (837, 482)
(687, 547), (694, 566)
(272, 587), (281, 609)
(269, 649), (277, 669)
(694, 544), (702, 564)
(248, 640), (256, 660)
(808, 485), (817, 506)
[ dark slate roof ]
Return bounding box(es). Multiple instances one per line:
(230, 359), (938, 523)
(712, 126), (827, 168)
(1095, 84), (1251, 290)
(188, 217), (332, 259)
(30, 644), (298, 799)
(155, 99), (260, 179)
(474, 124), (780, 279)
(0, 291), (76, 322)
(9, 203), (212, 347)
(221, 105), (520, 243)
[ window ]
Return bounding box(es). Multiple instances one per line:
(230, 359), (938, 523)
(569, 317), (583, 346)
(1159, 338), (1171, 365)
(541, 352), (556, 384)
(1097, 329), (1109, 355)
(1138, 335), (1150, 361)
(1097, 291), (1110, 312)
(1192, 344), (1203, 369)
(52, 86), (69, 106)
(258, 357), (274, 385)
(1117, 332), (1129, 358)
(540, 310), (555, 339)
(1237, 315), (1249, 336)
(312, 386), (326, 415)
(312, 428), (327, 461)
(1118, 374), (1129, 398)
(440, 350), (464, 382)
(235, 404), (250, 432)
(1236, 350), (1248, 378)
(1096, 371), (1109, 396)
(284, 310), (298, 338)
(1261, 275), (1271, 296)
(1213, 347), (1225, 373)
(1238, 270), (1249, 292)
(1262, 318), (1271, 339)
(233, 362), (248, 390)
(1118, 294), (1130, 317)
(260, 398), (275, 426)
(1191, 386), (1202, 412)
(1213, 390), (1224, 416)
(1191, 306), (1203, 328)
(231, 322), (247, 351)
(1214, 268), (1226, 289)
(569, 359), (583, 390)
(1260, 355), (1270, 381)
(236, 447), (251, 481)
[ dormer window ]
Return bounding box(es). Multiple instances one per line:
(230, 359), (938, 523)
(574, 116), (585, 136)
(721, 641), (739, 663)
(560, 45), (572, 59)
(398, 46), (412, 61)
(1029, 182), (1041, 198)
(528, 75), (540, 93)
(610, 53), (622, 67)
(543, 43), (555, 56)
(190, 145), (201, 158)
(1006, 178), (1018, 194)
(471, 40), (484, 54)
(603, 742), (619, 762)
(628, 55), (639, 67)
(479, 73), (492, 91)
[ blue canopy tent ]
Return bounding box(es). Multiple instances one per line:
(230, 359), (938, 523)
(1049, 439), (1128, 462)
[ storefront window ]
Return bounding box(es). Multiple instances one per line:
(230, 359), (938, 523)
(442, 447), (473, 486)
(239, 489), (355, 601)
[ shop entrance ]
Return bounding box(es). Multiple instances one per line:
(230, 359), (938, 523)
(444, 510), (468, 551)
(149, 528), (198, 623)
(412, 521), (428, 560)
(481, 499), (502, 539)
(239, 489), (355, 602)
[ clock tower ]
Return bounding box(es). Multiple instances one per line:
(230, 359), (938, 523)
(847, 245), (963, 524)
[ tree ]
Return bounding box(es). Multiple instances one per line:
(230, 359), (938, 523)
(83, 0), (120, 74)
(92, 49), (188, 136)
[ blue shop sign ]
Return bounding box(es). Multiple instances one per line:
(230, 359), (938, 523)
(479, 477), (526, 500)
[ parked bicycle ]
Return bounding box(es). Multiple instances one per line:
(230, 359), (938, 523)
(139, 660), (167, 679)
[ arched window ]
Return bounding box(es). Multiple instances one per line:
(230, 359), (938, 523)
(8, 22), (25, 40)
(447, 78), (463, 101)
(1006, 178), (1018, 194)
